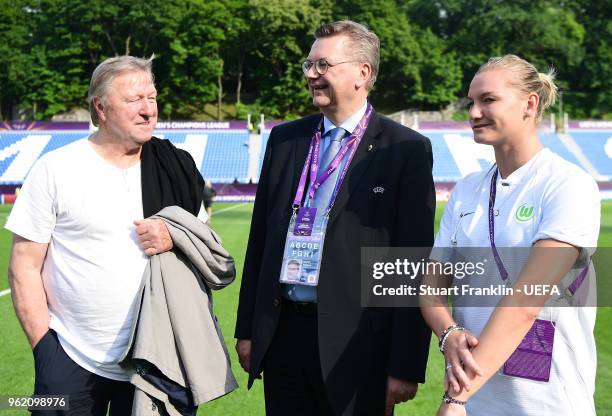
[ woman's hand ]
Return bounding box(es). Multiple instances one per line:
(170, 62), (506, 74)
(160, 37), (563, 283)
(444, 330), (482, 392)
(436, 402), (467, 416)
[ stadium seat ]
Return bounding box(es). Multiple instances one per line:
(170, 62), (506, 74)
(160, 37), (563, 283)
(569, 131), (612, 178)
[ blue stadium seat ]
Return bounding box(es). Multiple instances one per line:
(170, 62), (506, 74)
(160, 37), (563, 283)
(148, 130), (250, 183)
(569, 131), (612, 177)
(195, 130), (249, 183)
(258, 131), (271, 176)
(0, 132), (30, 148)
(0, 131), (87, 184)
(1, 127), (610, 185)
(538, 132), (583, 168)
(425, 132), (463, 181)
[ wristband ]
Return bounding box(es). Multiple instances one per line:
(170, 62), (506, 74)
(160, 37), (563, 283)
(438, 324), (459, 342)
(439, 325), (465, 353)
(442, 391), (466, 406)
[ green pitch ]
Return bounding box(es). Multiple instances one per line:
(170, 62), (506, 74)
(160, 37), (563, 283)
(0, 201), (611, 415)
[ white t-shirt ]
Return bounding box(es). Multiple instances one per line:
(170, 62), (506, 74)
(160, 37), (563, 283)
(433, 148), (601, 415)
(6, 139), (208, 381)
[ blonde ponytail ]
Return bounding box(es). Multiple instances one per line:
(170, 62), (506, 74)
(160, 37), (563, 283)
(537, 70), (558, 114)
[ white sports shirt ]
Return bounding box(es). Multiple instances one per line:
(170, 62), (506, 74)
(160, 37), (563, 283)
(433, 148), (601, 415)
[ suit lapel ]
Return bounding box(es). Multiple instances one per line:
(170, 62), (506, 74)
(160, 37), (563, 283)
(327, 112), (382, 227)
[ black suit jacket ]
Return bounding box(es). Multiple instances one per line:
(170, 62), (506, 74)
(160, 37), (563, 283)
(235, 111), (435, 412)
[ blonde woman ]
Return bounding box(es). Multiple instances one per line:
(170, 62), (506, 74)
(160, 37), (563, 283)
(421, 55), (600, 415)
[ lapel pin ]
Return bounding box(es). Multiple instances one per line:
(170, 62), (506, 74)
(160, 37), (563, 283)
(367, 144), (374, 152)
(373, 186), (384, 194)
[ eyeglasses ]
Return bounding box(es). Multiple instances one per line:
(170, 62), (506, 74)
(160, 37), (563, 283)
(301, 58), (360, 75)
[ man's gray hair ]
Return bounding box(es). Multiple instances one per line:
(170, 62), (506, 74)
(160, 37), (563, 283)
(314, 21), (380, 90)
(87, 55), (155, 126)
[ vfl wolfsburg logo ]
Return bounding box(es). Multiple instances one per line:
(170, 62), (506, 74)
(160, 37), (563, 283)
(515, 204), (534, 222)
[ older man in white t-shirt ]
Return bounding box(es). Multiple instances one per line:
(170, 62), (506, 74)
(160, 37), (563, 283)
(6, 56), (207, 415)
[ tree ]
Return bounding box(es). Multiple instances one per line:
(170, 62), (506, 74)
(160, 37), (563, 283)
(244, 0), (331, 118)
(11, 0), (230, 120)
(406, 0), (586, 99)
(20, 0), (161, 119)
(334, 0), (462, 111)
(220, 0), (253, 105)
(0, 0), (34, 119)
(411, 27), (462, 109)
(156, 0), (228, 118)
(2, 0), (606, 120)
(564, 0), (611, 118)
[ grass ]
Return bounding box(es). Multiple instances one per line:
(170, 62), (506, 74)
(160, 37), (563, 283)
(0, 201), (611, 415)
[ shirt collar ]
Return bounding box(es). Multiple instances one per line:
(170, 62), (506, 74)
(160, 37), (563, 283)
(496, 147), (548, 186)
(322, 100), (368, 136)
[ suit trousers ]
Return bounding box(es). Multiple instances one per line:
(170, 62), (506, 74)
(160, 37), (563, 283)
(263, 300), (335, 416)
(31, 329), (134, 416)
(262, 300), (389, 416)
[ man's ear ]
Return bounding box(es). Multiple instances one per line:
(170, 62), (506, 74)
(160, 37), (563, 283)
(355, 62), (372, 90)
(92, 96), (106, 123)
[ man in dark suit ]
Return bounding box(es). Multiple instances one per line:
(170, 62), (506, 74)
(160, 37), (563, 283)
(235, 20), (435, 415)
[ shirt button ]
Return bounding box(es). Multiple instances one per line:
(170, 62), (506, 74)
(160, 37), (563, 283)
(273, 298), (280, 307)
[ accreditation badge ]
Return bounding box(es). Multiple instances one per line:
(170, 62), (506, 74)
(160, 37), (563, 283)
(279, 212), (328, 286)
(501, 319), (555, 382)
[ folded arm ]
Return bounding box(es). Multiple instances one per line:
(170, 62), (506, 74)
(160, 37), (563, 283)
(437, 239), (579, 413)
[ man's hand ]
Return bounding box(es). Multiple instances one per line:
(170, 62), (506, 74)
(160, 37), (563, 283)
(385, 376), (418, 416)
(134, 219), (173, 256)
(236, 339), (252, 373)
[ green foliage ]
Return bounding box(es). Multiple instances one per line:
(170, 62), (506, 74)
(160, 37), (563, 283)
(411, 28), (463, 110)
(0, 0), (33, 119)
(158, 0), (229, 118)
(235, 101), (263, 121)
(408, 1), (586, 94)
(451, 109), (469, 121)
(335, 0), (420, 110)
(563, 0), (612, 119)
(246, 0), (328, 118)
(0, 0), (609, 120)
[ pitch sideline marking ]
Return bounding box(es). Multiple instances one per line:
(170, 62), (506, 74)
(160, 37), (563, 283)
(0, 288), (10, 298)
(212, 202), (248, 215)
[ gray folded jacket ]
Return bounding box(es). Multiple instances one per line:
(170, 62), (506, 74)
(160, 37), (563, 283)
(120, 206), (238, 416)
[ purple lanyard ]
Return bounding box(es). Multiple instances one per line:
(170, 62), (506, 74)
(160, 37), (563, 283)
(489, 168), (590, 293)
(567, 263), (589, 295)
(488, 169), (509, 280)
(292, 103), (374, 213)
